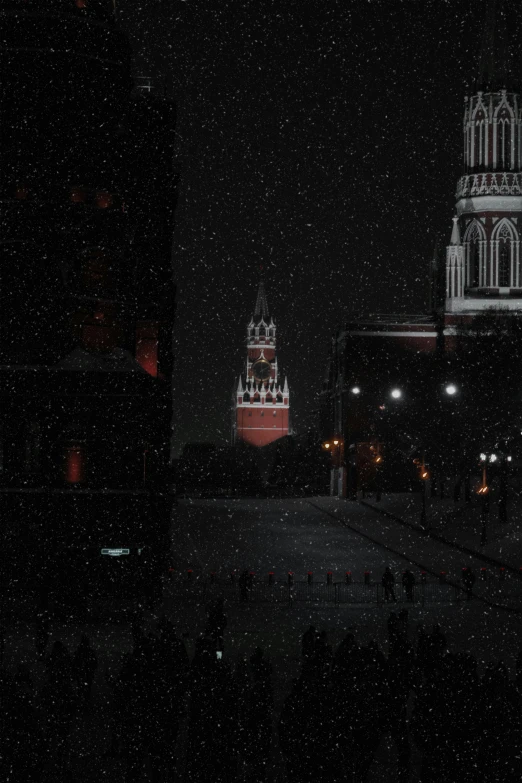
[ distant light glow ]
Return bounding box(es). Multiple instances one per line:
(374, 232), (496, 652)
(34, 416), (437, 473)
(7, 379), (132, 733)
(351, 386), (361, 395)
(507, 455), (513, 462)
(445, 384), (457, 395)
(489, 454), (497, 463)
(390, 388), (402, 399)
(479, 453), (487, 461)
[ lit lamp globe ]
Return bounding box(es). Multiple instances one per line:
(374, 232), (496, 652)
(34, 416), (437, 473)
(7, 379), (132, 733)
(390, 388), (402, 399)
(445, 384), (457, 395)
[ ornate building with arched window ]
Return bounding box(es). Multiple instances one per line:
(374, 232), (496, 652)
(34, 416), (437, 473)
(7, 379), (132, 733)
(445, 5), (522, 322)
(321, 1), (522, 495)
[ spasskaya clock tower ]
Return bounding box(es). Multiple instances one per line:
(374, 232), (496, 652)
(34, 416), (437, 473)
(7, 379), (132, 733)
(233, 281), (289, 447)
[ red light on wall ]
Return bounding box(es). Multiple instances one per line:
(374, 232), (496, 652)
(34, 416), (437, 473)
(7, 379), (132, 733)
(136, 322), (158, 377)
(65, 445), (85, 483)
(95, 191), (112, 209)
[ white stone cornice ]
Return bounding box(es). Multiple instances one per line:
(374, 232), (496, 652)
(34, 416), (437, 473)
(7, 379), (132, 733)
(457, 195), (522, 216)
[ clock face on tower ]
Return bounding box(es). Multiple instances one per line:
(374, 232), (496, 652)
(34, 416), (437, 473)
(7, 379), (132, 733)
(252, 359), (271, 382)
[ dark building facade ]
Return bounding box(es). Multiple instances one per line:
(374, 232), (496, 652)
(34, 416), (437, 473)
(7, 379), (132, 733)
(1, 1), (177, 611)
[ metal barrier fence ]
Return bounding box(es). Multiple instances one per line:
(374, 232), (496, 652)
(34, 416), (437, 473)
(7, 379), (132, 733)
(166, 579), (461, 606)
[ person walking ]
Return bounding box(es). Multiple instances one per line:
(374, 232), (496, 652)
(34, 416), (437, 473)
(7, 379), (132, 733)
(402, 569), (415, 602)
(382, 567), (397, 602)
(301, 625), (316, 660)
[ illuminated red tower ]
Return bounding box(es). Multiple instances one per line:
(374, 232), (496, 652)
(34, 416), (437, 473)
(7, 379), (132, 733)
(234, 282), (289, 447)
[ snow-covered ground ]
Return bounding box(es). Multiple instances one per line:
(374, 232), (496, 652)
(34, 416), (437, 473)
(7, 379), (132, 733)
(4, 495), (521, 782)
(166, 497), (522, 674)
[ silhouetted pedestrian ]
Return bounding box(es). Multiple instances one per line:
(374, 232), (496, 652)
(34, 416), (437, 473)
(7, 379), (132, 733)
(301, 625), (316, 659)
(402, 569), (415, 602)
(382, 567), (396, 602)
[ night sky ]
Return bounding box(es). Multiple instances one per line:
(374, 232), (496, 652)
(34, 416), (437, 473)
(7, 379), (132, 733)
(116, 0), (521, 453)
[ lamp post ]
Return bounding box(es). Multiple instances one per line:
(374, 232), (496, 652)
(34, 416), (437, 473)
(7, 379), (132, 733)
(415, 455), (430, 526)
(477, 462), (489, 546)
(323, 439), (345, 497)
(332, 437), (345, 497)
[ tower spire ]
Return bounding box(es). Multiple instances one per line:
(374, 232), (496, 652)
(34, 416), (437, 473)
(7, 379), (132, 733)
(476, 0), (517, 91)
(254, 266), (268, 319)
(254, 279), (269, 320)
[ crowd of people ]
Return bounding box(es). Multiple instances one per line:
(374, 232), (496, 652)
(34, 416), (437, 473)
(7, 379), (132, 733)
(1, 600), (521, 782)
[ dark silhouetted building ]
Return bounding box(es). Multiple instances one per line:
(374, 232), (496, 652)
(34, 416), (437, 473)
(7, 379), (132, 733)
(1, 0), (177, 609)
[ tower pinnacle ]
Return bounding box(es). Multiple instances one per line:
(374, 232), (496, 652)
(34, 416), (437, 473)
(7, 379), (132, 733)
(476, 0), (519, 91)
(254, 280), (269, 320)
(234, 281), (289, 447)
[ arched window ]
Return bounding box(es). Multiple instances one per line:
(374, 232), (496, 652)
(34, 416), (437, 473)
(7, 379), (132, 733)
(493, 219), (517, 288)
(242, 392), (250, 402)
(499, 242), (510, 286)
(499, 118), (511, 169)
(464, 220), (486, 288)
(469, 242), (479, 287)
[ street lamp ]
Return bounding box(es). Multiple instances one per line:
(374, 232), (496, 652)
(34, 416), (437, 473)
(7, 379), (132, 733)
(324, 438), (345, 497)
(390, 388), (402, 399)
(351, 386), (361, 395)
(445, 383), (458, 395)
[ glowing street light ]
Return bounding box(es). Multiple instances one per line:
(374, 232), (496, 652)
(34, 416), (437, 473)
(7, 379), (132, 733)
(351, 386), (361, 395)
(445, 383), (458, 395)
(489, 454), (497, 463)
(390, 388), (402, 399)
